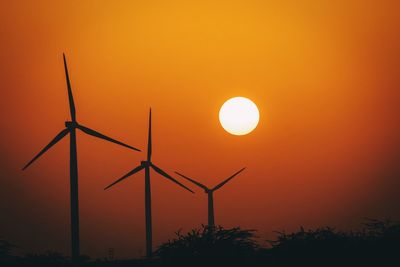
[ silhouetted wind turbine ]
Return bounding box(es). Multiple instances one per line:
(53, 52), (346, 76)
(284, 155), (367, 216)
(175, 168), (245, 228)
(104, 109), (194, 258)
(22, 54), (140, 266)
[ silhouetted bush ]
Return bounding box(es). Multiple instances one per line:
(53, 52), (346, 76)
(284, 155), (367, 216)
(19, 251), (70, 267)
(264, 219), (400, 267)
(0, 236), (17, 264)
(155, 225), (262, 267)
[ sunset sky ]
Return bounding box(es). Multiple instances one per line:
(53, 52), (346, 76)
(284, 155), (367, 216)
(0, 0), (399, 259)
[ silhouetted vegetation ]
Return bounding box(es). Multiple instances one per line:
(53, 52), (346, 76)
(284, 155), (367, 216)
(1, 219), (399, 266)
(155, 225), (261, 266)
(0, 236), (17, 265)
(264, 219), (400, 266)
(18, 251), (70, 267)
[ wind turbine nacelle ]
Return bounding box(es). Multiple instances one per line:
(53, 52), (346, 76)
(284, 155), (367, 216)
(141, 161), (149, 167)
(65, 121), (78, 129)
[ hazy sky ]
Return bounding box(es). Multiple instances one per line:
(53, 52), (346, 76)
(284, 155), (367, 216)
(0, 0), (399, 259)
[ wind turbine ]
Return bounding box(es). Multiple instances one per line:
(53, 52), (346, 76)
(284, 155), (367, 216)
(175, 168), (245, 228)
(22, 54), (140, 266)
(104, 108), (194, 258)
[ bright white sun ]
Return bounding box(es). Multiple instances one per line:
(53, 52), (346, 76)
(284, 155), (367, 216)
(219, 97), (260, 135)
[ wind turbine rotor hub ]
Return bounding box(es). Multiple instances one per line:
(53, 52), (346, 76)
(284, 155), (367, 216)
(65, 121), (78, 129)
(141, 161), (150, 167)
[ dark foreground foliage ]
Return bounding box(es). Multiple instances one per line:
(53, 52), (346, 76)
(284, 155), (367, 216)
(264, 219), (400, 267)
(155, 225), (261, 267)
(1, 219), (399, 267)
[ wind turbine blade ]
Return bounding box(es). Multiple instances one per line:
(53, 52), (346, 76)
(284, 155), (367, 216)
(77, 124), (140, 152)
(147, 108), (152, 161)
(212, 167), (246, 191)
(63, 53), (76, 122)
(104, 165), (144, 190)
(22, 128), (69, 170)
(150, 163), (194, 193)
(175, 171), (208, 191)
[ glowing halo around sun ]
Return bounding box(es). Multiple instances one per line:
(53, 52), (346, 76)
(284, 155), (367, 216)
(219, 97), (260, 135)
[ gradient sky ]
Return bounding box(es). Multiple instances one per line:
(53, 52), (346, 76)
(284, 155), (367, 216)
(0, 0), (399, 259)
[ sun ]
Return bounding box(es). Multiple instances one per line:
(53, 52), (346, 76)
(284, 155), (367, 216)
(219, 97), (260, 135)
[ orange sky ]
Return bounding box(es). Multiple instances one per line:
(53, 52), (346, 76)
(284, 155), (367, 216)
(0, 0), (399, 259)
